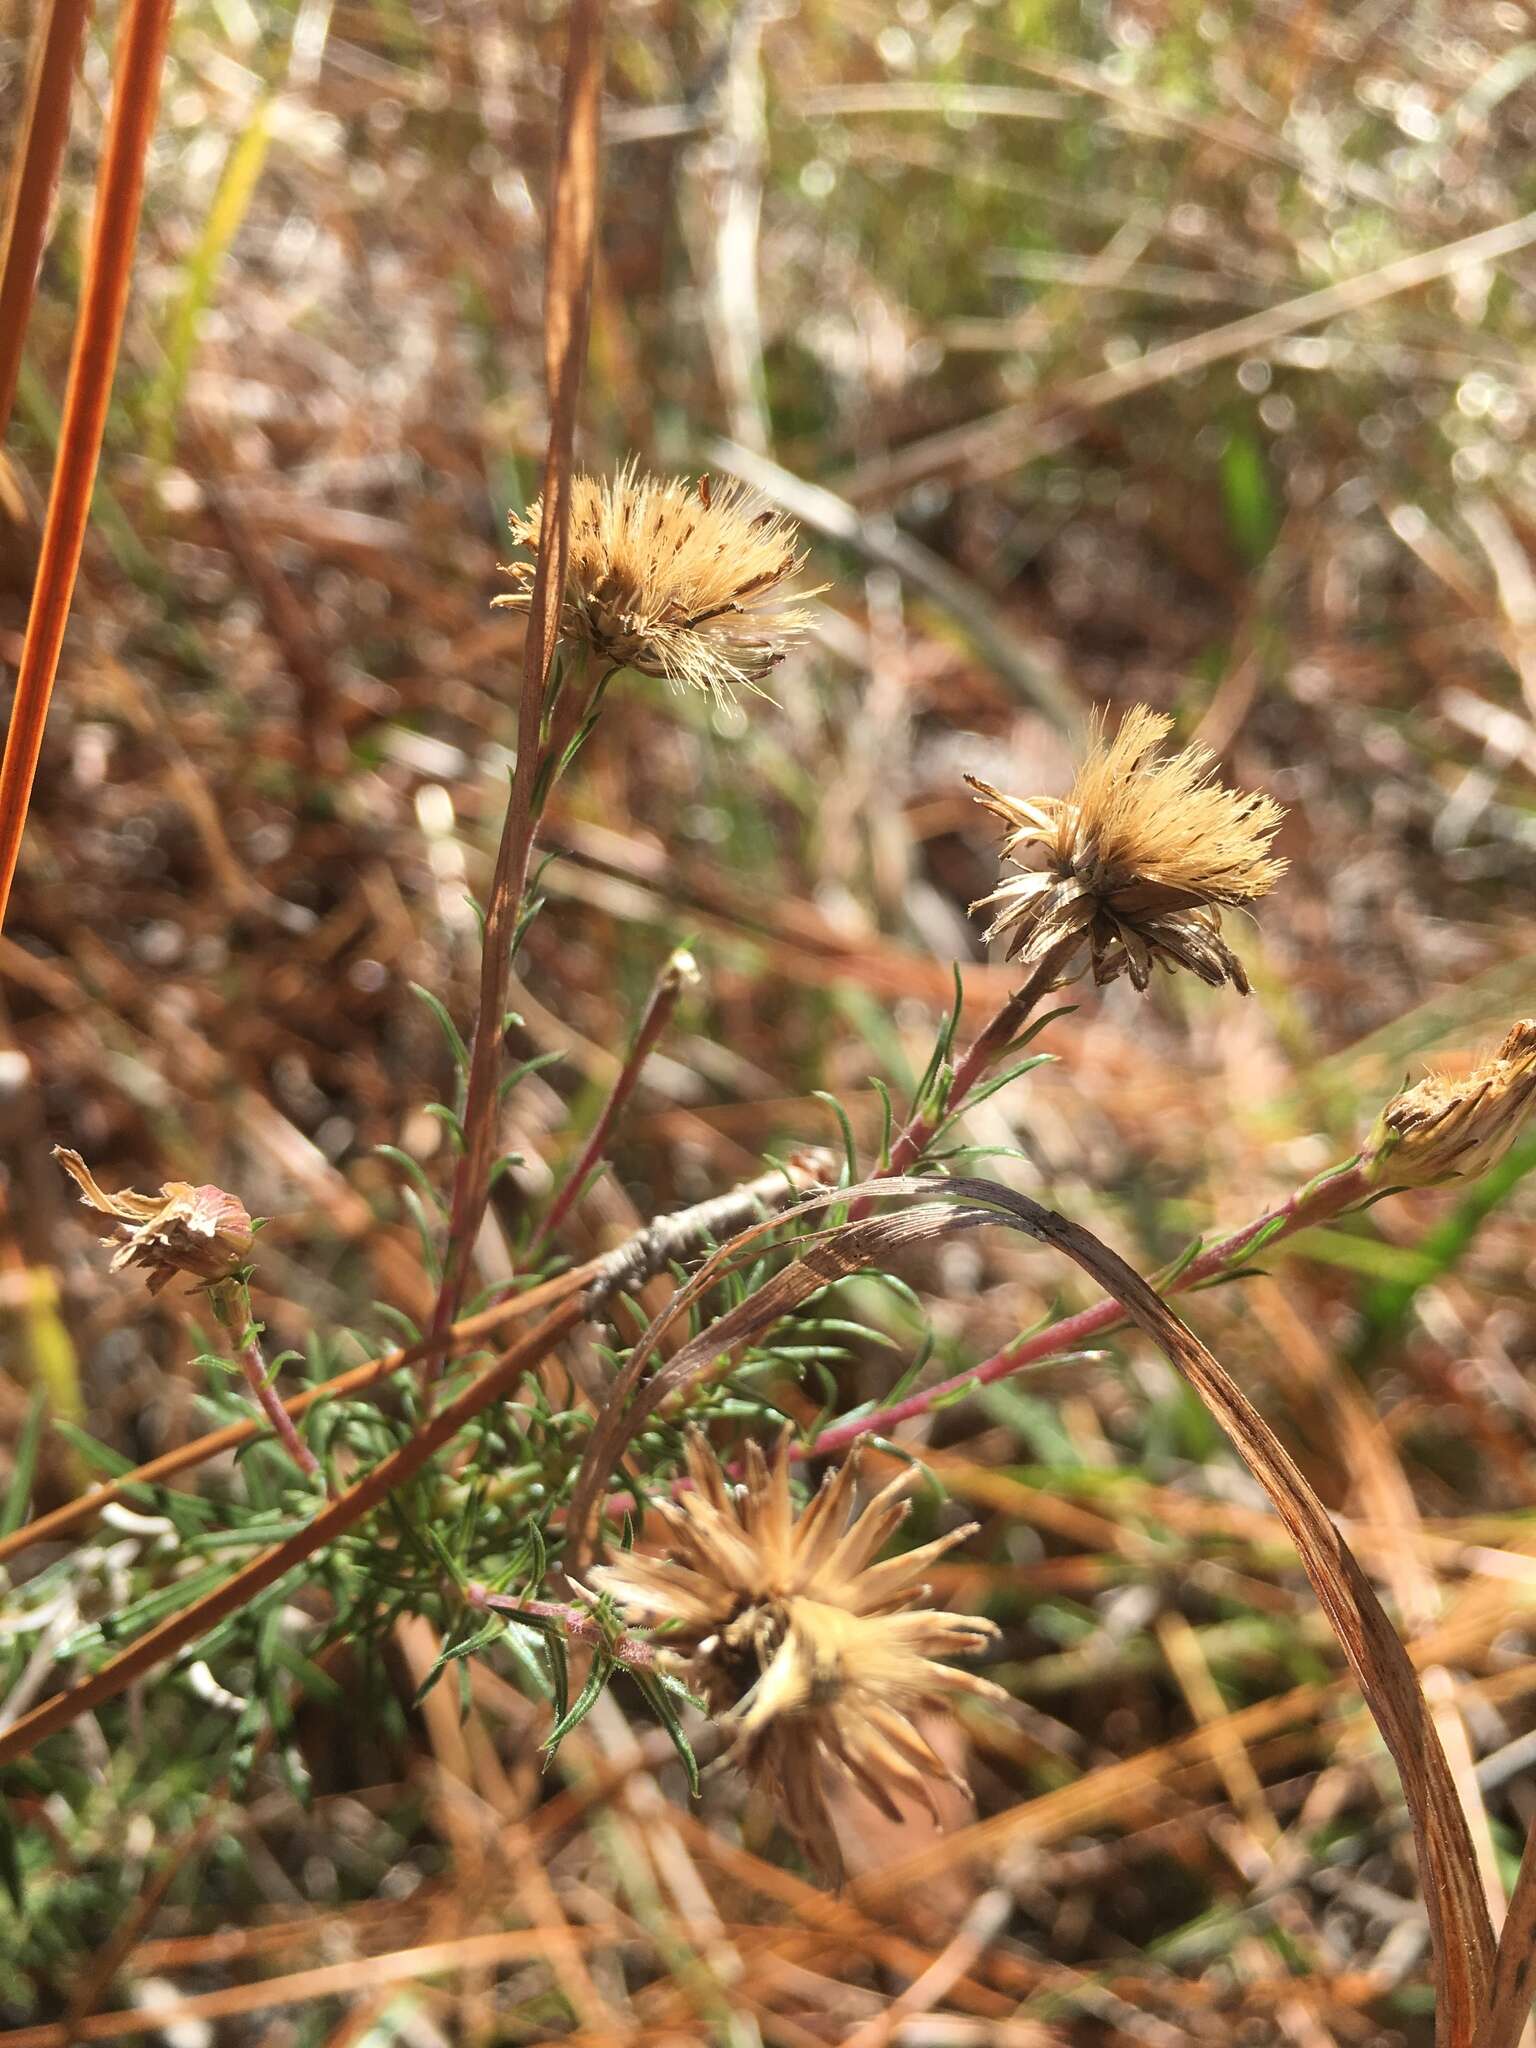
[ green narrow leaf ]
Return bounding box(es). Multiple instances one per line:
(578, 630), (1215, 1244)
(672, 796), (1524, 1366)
(1155, 1235), (1205, 1293)
(629, 1669), (703, 1797)
(374, 1144), (446, 1210)
(871, 1076), (895, 1171)
(2, 1390), (47, 1538)
(410, 983), (472, 1074)
(411, 1620), (506, 1708)
(50, 1422), (136, 1478)
(543, 1650), (613, 1760)
(811, 1090), (859, 1185)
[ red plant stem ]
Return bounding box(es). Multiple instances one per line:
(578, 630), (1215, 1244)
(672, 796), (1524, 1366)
(209, 1280), (321, 1485)
(0, 0), (93, 441)
(807, 1156), (1371, 1459)
(531, 947), (697, 1251)
(849, 940), (1079, 1223)
(464, 1585), (658, 1670)
(0, 0), (174, 933)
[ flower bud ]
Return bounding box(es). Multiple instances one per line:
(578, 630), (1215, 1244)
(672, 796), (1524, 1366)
(55, 1148), (255, 1295)
(1364, 1021), (1536, 1187)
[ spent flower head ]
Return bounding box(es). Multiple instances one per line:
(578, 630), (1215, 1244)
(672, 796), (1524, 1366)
(54, 1148), (255, 1295)
(590, 1430), (1000, 1880)
(1364, 1020), (1536, 1188)
(967, 704), (1286, 994)
(494, 465), (820, 700)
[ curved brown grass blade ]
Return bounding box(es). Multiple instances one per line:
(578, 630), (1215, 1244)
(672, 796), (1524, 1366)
(567, 1173), (1495, 2042)
(1473, 1823), (1536, 2048)
(0, 0), (174, 932)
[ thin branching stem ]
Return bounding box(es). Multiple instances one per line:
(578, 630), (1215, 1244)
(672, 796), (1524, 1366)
(424, 0), (603, 1384)
(464, 1585), (659, 1671)
(0, 1158), (828, 1571)
(809, 1156), (1371, 1457)
(849, 936), (1079, 1218)
(532, 945), (697, 1252)
(207, 1278), (322, 1486)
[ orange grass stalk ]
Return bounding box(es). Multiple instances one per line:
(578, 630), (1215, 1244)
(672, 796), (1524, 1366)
(0, 0), (92, 440)
(0, 0), (175, 933)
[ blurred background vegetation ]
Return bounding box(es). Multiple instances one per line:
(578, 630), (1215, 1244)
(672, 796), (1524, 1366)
(4, 0), (1536, 2040)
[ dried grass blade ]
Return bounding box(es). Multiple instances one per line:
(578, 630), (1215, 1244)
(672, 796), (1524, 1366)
(428, 0), (604, 1362)
(0, 0), (174, 932)
(1473, 1825), (1536, 2048)
(0, 0), (91, 439)
(939, 1176), (1496, 2048)
(847, 208), (1536, 500)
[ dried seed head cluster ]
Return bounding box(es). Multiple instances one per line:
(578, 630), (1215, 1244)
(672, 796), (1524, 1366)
(54, 1148), (255, 1295)
(1364, 1020), (1536, 1188)
(494, 466), (820, 700)
(590, 1431), (1001, 1879)
(967, 705), (1286, 994)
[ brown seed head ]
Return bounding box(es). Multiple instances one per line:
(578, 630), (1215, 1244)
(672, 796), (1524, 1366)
(54, 1148), (255, 1296)
(1364, 1020), (1536, 1188)
(589, 1430), (1001, 1880)
(493, 465), (822, 700)
(967, 705), (1286, 994)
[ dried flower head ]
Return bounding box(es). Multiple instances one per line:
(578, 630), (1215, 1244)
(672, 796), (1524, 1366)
(1364, 1021), (1536, 1188)
(590, 1431), (1001, 1880)
(494, 466), (821, 700)
(54, 1148), (255, 1295)
(967, 705), (1286, 994)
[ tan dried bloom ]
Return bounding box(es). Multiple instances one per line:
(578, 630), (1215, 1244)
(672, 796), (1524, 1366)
(1364, 1021), (1536, 1188)
(590, 1430), (1001, 1880)
(967, 705), (1286, 994)
(54, 1148), (255, 1295)
(493, 466), (821, 700)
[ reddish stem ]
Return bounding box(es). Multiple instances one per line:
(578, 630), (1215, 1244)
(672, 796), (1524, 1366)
(464, 1585), (658, 1669)
(425, 0), (603, 1382)
(851, 941), (1078, 1221)
(531, 947), (697, 1252)
(210, 1281), (322, 1487)
(807, 1157), (1370, 1459)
